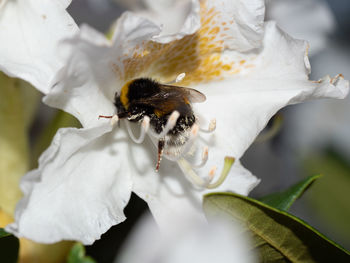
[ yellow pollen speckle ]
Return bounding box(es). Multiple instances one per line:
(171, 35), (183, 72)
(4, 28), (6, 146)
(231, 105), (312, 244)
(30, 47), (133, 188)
(209, 27), (220, 35)
(112, 1), (252, 86)
(222, 65), (232, 71)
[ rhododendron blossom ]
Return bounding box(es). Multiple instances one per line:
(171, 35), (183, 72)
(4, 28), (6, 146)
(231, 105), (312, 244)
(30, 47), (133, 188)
(6, 0), (348, 245)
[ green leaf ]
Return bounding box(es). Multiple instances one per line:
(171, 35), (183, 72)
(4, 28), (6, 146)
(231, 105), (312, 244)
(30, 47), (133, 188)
(203, 193), (350, 263)
(259, 174), (321, 211)
(67, 243), (96, 263)
(0, 228), (10, 238)
(0, 72), (30, 217)
(0, 228), (19, 263)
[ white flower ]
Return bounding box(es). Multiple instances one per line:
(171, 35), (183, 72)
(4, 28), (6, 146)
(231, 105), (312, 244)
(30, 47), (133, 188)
(0, 0), (78, 93)
(6, 0), (349, 245)
(117, 213), (257, 263)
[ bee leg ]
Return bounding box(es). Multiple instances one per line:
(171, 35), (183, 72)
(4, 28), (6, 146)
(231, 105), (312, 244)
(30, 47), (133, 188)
(156, 139), (165, 172)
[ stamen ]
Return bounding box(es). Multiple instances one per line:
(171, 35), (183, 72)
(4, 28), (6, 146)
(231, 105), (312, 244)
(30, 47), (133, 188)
(190, 146), (208, 168)
(125, 116), (150, 144)
(177, 156), (235, 189)
(200, 118), (216, 133)
(165, 73), (186, 84)
(148, 111), (180, 139)
(177, 158), (209, 188)
(208, 166), (217, 181)
(206, 157), (235, 189)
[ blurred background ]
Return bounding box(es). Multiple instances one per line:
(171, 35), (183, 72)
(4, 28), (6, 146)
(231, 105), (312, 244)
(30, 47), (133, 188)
(12, 0), (350, 262)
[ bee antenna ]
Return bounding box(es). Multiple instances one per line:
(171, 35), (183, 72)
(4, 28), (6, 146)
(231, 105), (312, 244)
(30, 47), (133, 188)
(98, 114), (119, 126)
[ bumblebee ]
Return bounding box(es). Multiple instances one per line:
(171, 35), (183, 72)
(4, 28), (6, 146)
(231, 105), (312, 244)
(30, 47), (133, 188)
(114, 78), (206, 171)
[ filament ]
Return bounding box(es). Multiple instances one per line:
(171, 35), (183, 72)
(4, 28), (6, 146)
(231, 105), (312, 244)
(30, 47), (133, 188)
(177, 156), (235, 189)
(190, 146), (209, 168)
(125, 116), (150, 144)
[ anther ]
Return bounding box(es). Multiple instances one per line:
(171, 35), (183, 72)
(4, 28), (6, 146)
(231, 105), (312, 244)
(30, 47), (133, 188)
(149, 111), (180, 139)
(191, 146), (209, 168)
(125, 116), (150, 144)
(206, 157), (235, 189)
(200, 118), (216, 133)
(175, 73), (186, 83)
(166, 72), (186, 84)
(208, 166), (217, 181)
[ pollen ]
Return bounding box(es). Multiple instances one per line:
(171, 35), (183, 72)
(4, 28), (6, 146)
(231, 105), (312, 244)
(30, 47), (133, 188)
(114, 0), (254, 86)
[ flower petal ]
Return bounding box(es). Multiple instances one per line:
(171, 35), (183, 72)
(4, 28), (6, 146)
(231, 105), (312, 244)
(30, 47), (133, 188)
(6, 124), (133, 245)
(133, 0), (265, 50)
(137, 0), (201, 43)
(193, 21), (349, 165)
(44, 13), (162, 127)
(129, 135), (259, 232)
(118, 213), (256, 263)
(0, 0), (78, 93)
(204, 0), (265, 51)
(105, 0), (265, 86)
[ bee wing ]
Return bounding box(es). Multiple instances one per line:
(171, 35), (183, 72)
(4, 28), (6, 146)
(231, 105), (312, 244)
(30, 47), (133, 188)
(184, 87), (206, 103)
(160, 84), (206, 103)
(133, 84), (206, 115)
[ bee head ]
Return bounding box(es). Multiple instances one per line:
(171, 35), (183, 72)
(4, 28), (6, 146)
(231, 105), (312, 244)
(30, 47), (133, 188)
(127, 78), (160, 101)
(115, 78), (160, 114)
